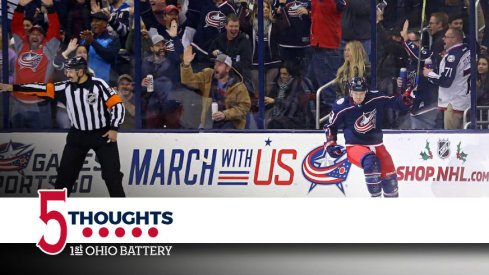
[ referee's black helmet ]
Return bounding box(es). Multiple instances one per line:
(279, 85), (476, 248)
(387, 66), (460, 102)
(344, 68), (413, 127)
(65, 56), (88, 70)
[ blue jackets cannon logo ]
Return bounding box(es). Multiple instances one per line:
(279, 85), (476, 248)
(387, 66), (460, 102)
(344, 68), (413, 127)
(0, 140), (34, 174)
(302, 145), (352, 194)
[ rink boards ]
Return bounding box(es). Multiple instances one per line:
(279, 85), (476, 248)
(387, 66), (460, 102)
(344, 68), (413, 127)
(0, 131), (488, 197)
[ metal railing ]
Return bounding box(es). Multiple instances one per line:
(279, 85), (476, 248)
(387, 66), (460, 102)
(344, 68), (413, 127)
(463, 106), (489, 129)
(315, 80), (335, 129)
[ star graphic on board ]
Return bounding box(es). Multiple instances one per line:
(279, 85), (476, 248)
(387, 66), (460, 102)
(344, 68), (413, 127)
(265, 138), (272, 146)
(313, 151), (334, 168)
(0, 140), (30, 159)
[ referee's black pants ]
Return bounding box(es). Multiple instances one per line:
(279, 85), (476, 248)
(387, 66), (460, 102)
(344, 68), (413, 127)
(54, 128), (126, 197)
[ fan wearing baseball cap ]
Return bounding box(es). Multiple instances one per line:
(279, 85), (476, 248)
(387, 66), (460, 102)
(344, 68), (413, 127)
(215, 54), (233, 68)
(10, 0), (61, 129)
(117, 74), (136, 129)
(181, 46), (251, 129)
(141, 34), (183, 129)
(79, 8), (121, 86)
(163, 4), (183, 41)
(138, 1), (184, 61)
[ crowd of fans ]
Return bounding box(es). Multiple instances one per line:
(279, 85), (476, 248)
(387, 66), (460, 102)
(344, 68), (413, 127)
(0, 0), (488, 130)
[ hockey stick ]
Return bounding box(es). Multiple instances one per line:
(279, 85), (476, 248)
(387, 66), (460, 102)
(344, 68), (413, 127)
(415, 0), (427, 86)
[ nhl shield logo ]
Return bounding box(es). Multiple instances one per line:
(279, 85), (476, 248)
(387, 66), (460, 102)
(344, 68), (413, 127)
(438, 139), (450, 159)
(85, 93), (97, 105)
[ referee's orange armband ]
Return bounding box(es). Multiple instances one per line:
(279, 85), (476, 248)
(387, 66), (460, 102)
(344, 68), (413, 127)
(106, 94), (123, 109)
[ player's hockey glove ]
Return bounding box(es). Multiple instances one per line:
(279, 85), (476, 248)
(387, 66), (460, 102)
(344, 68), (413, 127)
(324, 138), (342, 158)
(327, 144), (343, 158)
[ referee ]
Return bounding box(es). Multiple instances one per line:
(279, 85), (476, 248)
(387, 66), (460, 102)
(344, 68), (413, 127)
(0, 56), (126, 197)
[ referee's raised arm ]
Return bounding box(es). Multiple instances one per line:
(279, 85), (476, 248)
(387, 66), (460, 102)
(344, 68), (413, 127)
(0, 81), (67, 99)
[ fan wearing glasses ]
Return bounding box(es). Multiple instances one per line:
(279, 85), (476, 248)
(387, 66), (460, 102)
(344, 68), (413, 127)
(423, 28), (471, 130)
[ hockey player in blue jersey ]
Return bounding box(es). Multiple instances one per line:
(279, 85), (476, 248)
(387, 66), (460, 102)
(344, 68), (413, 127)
(323, 77), (414, 197)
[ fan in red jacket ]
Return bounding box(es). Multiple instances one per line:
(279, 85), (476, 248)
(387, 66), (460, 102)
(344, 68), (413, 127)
(10, 0), (60, 129)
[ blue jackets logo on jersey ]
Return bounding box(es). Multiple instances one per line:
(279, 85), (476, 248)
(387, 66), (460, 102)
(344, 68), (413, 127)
(302, 145), (352, 194)
(354, 109), (377, 134)
(0, 140), (34, 174)
(286, 2), (306, 17)
(18, 51), (43, 72)
(205, 11), (226, 29)
(165, 40), (175, 52)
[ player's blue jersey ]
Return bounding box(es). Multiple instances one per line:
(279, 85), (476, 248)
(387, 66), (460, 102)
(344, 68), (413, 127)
(324, 91), (410, 145)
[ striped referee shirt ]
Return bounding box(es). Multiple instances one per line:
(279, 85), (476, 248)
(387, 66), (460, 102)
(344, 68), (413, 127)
(13, 76), (125, 131)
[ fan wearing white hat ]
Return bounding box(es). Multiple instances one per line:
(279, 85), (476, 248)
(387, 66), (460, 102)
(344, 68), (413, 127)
(181, 45), (251, 129)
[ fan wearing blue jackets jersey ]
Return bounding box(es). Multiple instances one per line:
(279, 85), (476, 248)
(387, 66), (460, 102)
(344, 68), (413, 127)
(273, 0), (311, 70)
(423, 27), (471, 129)
(182, 0), (236, 69)
(323, 77), (414, 198)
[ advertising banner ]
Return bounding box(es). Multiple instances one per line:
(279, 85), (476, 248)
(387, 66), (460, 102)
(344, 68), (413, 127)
(1, 132), (488, 197)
